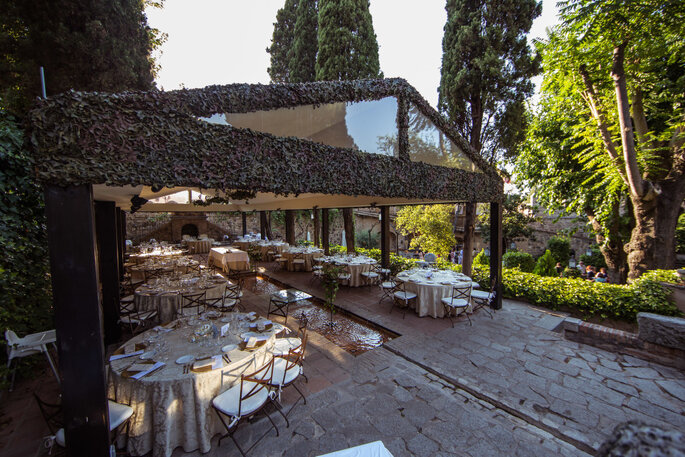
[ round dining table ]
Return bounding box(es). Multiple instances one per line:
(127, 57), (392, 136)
(282, 247), (323, 272)
(108, 312), (285, 457)
(185, 239), (213, 254)
(128, 257), (200, 282)
(396, 268), (475, 318)
(134, 274), (228, 323)
(319, 255), (377, 287)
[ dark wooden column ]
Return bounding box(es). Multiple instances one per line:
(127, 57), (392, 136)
(241, 212), (247, 236)
(259, 211), (267, 239)
(321, 208), (330, 255)
(313, 209), (320, 247)
(115, 208), (124, 280)
(380, 207), (390, 269)
(95, 201), (121, 344)
(490, 201), (503, 310)
(44, 184), (111, 457)
(285, 210), (296, 245)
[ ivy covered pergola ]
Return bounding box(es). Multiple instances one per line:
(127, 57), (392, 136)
(28, 78), (503, 456)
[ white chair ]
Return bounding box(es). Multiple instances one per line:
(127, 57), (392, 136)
(391, 282), (416, 318)
(424, 253), (437, 265)
(441, 283), (472, 327)
(212, 357), (280, 456)
(470, 282), (495, 318)
(35, 394), (133, 450)
(5, 329), (59, 390)
(291, 253), (306, 272)
(360, 265), (380, 286)
(269, 337), (307, 425)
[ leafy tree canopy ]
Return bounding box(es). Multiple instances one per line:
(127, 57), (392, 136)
(479, 193), (538, 247)
(395, 204), (455, 258)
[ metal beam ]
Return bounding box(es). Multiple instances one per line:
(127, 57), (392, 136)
(95, 201), (121, 344)
(44, 184), (111, 457)
(489, 202), (503, 310)
(380, 207), (390, 269)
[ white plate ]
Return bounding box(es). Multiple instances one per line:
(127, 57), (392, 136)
(139, 350), (156, 360)
(222, 344), (238, 353)
(175, 355), (194, 365)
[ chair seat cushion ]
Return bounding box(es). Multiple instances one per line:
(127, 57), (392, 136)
(380, 281), (397, 289)
(378, 268), (391, 274)
(441, 297), (469, 308)
(108, 400), (134, 430)
(360, 272), (379, 278)
(312, 265), (323, 270)
(213, 381), (269, 417)
(271, 357), (300, 386)
(273, 337), (302, 355)
(55, 428), (65, 447)
(470, 290), (491, 300)
(218, 298), (238, 308)
(394, 291), (416, 300)
(338, 274), (351, 280)
(120, 310), (157, 324)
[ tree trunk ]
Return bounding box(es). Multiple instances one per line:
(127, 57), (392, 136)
(343, 208), (355, 253)
(626, 184), (684, 280)
(586, 207), (629, 284)
(285, 210), (296, 245)
(461, 202), (476, 276)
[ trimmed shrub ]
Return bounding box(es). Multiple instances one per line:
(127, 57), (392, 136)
(533, 250), (557, 277)
(502, 250), (535, 272)
(561, 267), (582, 278)
(547, 236), (571, 265)
(580, 245), (607, 269)
(474, 249), (489, 266)
(638, 269), (681, 285)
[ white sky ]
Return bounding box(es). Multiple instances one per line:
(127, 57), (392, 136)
(146, 1), (559, 108)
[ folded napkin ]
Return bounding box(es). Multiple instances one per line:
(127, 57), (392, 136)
(193, 355), (222, 370)
(131, 361), (165, 380)
(109, 350), (144, 361)
(153, 326), (173, 333)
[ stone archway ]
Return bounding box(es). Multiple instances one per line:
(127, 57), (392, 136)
(181, 223), (199, 238)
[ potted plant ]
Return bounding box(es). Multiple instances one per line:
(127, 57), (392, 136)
(320, 263), (345, 327)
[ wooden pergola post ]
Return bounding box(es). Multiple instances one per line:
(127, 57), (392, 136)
(95, 201), (121, 344)
(380, 207), (390, 269)
(241, 212), (247, 236)
(115, 208), (124, 280)
(489, 201), (503, 310)
(259, 211), (267, 239)
(44, 184), (111, 457)
(313, 209), (320, 247)
(321, 208), (330, 255)
(285, 210), (296, 245)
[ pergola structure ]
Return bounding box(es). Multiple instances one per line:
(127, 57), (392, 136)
(28, 78), (503, 456)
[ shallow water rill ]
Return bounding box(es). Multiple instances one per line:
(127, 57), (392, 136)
(244, 275), (396, 355)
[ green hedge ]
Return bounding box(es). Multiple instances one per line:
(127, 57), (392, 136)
(502, 250), (535, 272)
(470, 266), (682, 321)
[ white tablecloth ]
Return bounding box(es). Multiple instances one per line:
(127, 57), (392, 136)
(135, 276), (228, 323)
(320, 255), (377, 287)
(208, 247), (250, 272)
(317, 441), (394, 457)
(186, 239), (213, 254)
(282, 248), (323, 272)
(397, 269), (473, 318)
(109, 313), (277, 457)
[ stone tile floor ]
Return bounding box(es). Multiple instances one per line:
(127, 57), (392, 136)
(2, 263), (683, 456)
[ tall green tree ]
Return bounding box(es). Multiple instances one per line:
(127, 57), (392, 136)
(438, 0), (542, 276)
(316, 0), (382, 252)
(266, 0), (299, 83)
(0, 0), (162, 113)
(315, 0), (381, 81)
(479, 193), (539, 251)
(518, 0), (685, 280)
(395, 205), (456, 258)
(289, 0), (318, 83)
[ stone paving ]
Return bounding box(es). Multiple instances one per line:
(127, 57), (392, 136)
(4, 265), (685, 457)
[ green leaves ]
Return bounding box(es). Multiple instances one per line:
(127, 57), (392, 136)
(395, 204), (456, 258)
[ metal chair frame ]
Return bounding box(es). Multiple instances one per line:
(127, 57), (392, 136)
(269, 336), (308, 425)
(443, 283), (472, 327)
(378, 277), (400, 304)
(213, 357), (280, 457)
(178, 290), (207, 318)
(390, 281), (416, 318)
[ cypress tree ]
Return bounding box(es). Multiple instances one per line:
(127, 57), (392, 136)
(266, 0), (299, 83)
(0, 0), (159, 114)
(288, 0), (318, 83)
(315, 0), (381, 81)
(438, 0), (541, 276)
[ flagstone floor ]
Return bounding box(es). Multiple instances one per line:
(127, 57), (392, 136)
(2, 262), (684, 457)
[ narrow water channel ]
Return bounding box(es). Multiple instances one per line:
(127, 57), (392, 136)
(243, 275), (396, 355)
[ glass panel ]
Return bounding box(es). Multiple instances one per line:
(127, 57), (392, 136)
(198, 97), (398, 157)
(407, 104), (482, 172)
